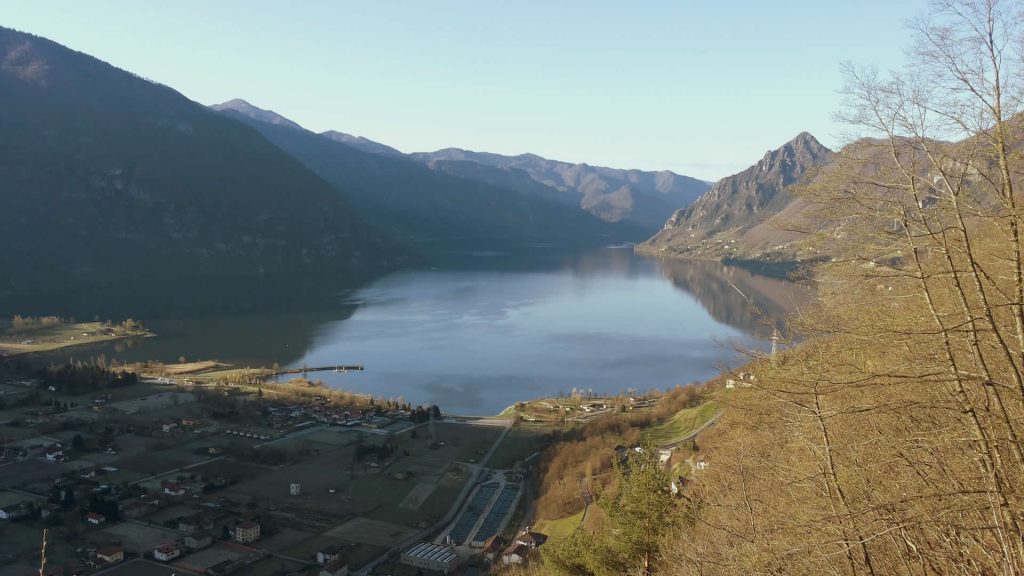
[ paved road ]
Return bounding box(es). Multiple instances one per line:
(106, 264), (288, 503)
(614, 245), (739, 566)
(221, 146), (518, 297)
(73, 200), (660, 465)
(562, 411), (721, 533)
(658, 411), (722, 450)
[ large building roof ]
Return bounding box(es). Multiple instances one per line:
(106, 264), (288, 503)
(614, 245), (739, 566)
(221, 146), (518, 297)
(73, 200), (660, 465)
(404, 542), (458, 564)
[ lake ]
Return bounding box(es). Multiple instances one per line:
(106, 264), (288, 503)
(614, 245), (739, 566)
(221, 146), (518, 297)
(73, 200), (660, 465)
(0, 247), (808, 415)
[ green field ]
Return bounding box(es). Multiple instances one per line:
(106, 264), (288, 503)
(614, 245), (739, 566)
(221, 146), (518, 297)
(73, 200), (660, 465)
(535, 510), (583, 539)
(643, 399), (720, 446)
(488, 426), (550, 468)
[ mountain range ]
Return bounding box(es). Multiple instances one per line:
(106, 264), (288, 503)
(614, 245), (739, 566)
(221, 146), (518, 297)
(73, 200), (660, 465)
(0, 27), (714, 295)
(409, 149), (710, 230)
(212, 101), (641, 249)
(0, 27), (402, 295)
(212, 99), (710, 234)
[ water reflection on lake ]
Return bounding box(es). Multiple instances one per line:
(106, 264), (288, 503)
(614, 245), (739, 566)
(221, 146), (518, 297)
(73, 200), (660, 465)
(287, 248), (810, 414)
(0, 248), (811, 415)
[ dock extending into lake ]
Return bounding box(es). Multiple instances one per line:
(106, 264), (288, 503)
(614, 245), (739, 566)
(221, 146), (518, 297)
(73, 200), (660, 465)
(273, 365), (365, 376)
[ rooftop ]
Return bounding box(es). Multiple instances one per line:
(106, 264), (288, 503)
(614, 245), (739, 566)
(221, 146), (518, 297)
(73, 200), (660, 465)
(404, 542), (458, 563)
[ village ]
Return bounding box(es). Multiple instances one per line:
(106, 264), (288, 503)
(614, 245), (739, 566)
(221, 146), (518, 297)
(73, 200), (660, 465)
(0, 364), (570, 576)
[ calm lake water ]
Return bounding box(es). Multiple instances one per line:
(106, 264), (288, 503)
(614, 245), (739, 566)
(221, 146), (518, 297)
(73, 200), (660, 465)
(1, 248), (808, 415)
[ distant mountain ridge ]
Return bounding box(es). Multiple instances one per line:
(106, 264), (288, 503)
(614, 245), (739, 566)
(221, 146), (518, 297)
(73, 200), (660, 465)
(0, 28), (401, 295)
(638, 132), (834, 262)
(320, 130), (403, 156)
(210, 98), (303, 130)
(212, 99), (709, 233)
(212, 99), (643, 249)
(409, 148), (710, 231)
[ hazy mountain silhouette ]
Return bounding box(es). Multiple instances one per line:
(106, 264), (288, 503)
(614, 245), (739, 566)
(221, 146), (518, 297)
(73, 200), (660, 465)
(213, 100), (645, 250)
(320, 130), (403, 156)
(410, 149), (710, 231)
(210, 98), (303, 130)
(0, 28), (402, 295)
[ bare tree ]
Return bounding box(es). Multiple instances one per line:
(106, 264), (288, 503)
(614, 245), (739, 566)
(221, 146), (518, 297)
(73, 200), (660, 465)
(666, 1), (1024, 574)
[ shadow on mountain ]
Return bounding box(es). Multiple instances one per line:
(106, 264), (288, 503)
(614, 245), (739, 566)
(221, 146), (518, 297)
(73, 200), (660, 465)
(0, 272), (376, 368)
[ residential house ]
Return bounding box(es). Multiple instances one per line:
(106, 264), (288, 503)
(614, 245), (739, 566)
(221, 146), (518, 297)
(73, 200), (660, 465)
(0, 498), (31, 520)
(481, 535), (503, 563)
(234, 520), (260, 543)
(514, 530), (547, 549)
(318, 557), (349, 576)
(121, 498), (158, 519)
(96, 544), (124, 564)
(160, 421), (178, 433)
(184, 531), (213, 550)
(40, 503), (61, 519)
(501, 544), (531, 565)
(316, 545), (346, 565)
(45, 443), (64, 462)
(178, 516), (200, 534)
(86, 512), (106, 525)
(0, 505), (12, 521)
(153, 542), (182, 562)
(670, 475), (687, 495)
(162, 481), (185, 496)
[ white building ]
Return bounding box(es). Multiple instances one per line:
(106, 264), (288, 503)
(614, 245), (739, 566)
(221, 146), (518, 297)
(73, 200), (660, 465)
(153, 542), (182, 562)
(290, 482), (302, 496)
(234, 520), (261, 543)
(319, 557), (349, 576)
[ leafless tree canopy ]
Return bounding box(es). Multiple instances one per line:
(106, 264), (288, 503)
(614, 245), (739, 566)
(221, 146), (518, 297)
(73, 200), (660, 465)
(666, 1), (1024, 574)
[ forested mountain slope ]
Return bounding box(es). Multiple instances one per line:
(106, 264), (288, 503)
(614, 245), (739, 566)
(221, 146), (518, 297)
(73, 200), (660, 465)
(0, 28), (401, 294)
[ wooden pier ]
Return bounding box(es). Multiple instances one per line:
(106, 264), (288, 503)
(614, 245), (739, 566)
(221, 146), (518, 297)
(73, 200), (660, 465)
(272, 365), (365, 376)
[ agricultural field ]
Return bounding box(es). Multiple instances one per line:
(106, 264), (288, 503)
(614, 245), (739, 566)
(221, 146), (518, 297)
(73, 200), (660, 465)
(643, 398), (720, 446)
(0, 458), (82, 490)
(487, 425), (552, 469)
(98, 522), (181, 554)
(327, 517), (418, 547)
(226, 448), (357, 516)
(93, 559), (183, 576)
(241, 557), (309, 576)
(173, 542), (251, 572)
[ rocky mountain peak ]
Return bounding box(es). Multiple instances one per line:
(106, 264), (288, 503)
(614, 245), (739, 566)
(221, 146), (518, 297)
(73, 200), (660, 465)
(640, 132), (834, 257)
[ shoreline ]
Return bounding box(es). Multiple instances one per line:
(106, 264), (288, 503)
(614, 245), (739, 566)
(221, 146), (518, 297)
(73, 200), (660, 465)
(633, 243), (816, 280)
(0, 324), (154, 358)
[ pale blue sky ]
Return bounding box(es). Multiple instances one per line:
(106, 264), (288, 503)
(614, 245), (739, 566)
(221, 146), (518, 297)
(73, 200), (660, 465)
(2, 1), (925, 180)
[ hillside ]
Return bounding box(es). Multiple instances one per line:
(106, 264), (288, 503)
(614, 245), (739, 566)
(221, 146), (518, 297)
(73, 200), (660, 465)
(638, 132), (833, 262)
(320, 130), (403, 156)
(209, 98), (303, 130)
(411, 148), (710, 231)
(0, 28), (401, 295)
(213, 100), (644, 249)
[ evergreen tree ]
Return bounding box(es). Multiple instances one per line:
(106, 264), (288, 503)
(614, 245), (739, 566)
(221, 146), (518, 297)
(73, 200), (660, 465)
(543, 445), (677, 575)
